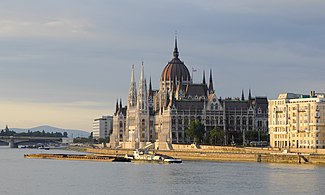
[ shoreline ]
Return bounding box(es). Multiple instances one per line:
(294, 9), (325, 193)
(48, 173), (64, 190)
(82, 146), (325, 165)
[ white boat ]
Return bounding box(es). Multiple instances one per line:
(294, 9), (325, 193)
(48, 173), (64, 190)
(38, 146), (50, 150)
(130, 149), (182, 163)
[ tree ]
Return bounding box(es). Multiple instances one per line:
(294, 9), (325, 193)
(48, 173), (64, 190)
(209, 127), (225, 145)
(209, 128), (217, 145)
(63, 132), (68, 137)
(186, 120), (204, 144)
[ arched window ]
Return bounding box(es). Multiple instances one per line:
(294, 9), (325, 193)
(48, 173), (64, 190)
(249, 117), (253, 126)
(236, 117), (241, 125)
(230, 116), (234, 125)
(172, 117), (176, 126)
(141, 119), (146, 131)
(242, 117), (246, 125)
(184, 117), (189, 125)
(206, 117), (210, 125)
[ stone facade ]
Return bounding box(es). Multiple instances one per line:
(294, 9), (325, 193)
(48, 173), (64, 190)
(110, 38), (268, 149)
(269, 92), (325, 149)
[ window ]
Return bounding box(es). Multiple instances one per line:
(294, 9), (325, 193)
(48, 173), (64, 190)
(249, 117), (253, 126)
(119, 121), (123, 128)
(242, 117), (246, 125)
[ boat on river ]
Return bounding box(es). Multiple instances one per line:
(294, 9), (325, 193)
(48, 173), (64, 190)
(128, 149), (182, 163)
(38, 146), (50, 150)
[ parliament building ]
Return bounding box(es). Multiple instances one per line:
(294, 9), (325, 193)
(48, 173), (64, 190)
(110, 38), (268, 149)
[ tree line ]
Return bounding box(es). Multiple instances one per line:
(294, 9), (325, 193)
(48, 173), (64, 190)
(186, 120), (268, 146)
(0, 128), (68, 138)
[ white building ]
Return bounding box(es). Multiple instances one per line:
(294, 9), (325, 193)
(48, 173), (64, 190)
(269, 91), (325, 149)
(61, 137), (74, 145)
(92, 116), (113, 139)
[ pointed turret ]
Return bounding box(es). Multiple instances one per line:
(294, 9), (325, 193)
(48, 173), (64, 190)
(128, 65), (137, 108)
(241, 90), (245, 101)
(208, 69), (214, 93)
(119, 98), (122, 113)
(137, 62), (148, 110)
(202, 70), (206, 84)
(115, 99), (119, 115)
(148, 77), (153, 96)
(248, 88), (252, 100)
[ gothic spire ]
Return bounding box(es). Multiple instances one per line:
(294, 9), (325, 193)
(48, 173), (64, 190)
(115, 99), (119, 115)
(137, 62), (148, 110)
(203, 70), (206, 84)
(128, 65), (137, 107)
(119, 98), (122, 113)
(208, 68), (214, 93)
(248, 88), (252, 100)
(173, 34), (179, 58)
(241, 89), (245, 101)
(149, 76), (153, 96)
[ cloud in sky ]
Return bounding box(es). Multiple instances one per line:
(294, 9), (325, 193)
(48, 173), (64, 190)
(0, 0), (324, 130)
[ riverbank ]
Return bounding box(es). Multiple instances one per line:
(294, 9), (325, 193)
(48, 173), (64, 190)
(83, 146), (325, 165)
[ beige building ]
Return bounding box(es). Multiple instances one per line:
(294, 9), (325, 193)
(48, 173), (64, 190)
(269, 92), (325, 149)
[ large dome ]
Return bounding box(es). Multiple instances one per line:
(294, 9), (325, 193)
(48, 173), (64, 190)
(161, 39), (191, 82)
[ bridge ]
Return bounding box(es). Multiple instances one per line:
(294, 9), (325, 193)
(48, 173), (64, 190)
(0, 136), (62, 148)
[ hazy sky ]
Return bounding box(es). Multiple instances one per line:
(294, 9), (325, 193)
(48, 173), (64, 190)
(0, 0), (324, 131)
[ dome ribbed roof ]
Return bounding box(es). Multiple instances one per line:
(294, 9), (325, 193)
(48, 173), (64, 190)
(161, 38), (191, 82)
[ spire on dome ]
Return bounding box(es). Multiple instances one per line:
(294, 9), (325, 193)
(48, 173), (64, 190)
(173, 33), (179, 58)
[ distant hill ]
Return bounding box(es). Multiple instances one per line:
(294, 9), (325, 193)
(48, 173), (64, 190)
(9, 125), (90, 138)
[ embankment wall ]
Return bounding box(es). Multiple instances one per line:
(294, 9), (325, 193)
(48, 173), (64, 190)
(86, 147), (325, 165)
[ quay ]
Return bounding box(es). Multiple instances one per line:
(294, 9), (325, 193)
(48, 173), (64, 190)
(24, 153), (131, 162)
(84, 146), (325, 165)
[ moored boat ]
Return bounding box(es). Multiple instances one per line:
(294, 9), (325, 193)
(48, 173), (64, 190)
(129, 149), (182, 163)
(38, 146), (50, 150)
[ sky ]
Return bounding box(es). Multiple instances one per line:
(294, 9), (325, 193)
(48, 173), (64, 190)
(0, 0), (324, 131)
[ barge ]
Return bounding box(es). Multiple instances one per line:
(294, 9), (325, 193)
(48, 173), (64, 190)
(24, 153), (131, 162)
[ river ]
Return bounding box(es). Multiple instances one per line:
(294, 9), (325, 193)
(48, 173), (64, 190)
(0, 147), (324, 195)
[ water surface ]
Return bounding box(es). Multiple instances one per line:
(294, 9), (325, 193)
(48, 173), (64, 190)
(0, 147), (324, 195)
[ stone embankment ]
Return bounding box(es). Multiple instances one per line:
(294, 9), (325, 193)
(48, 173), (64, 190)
(86, 145), (325, 165)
